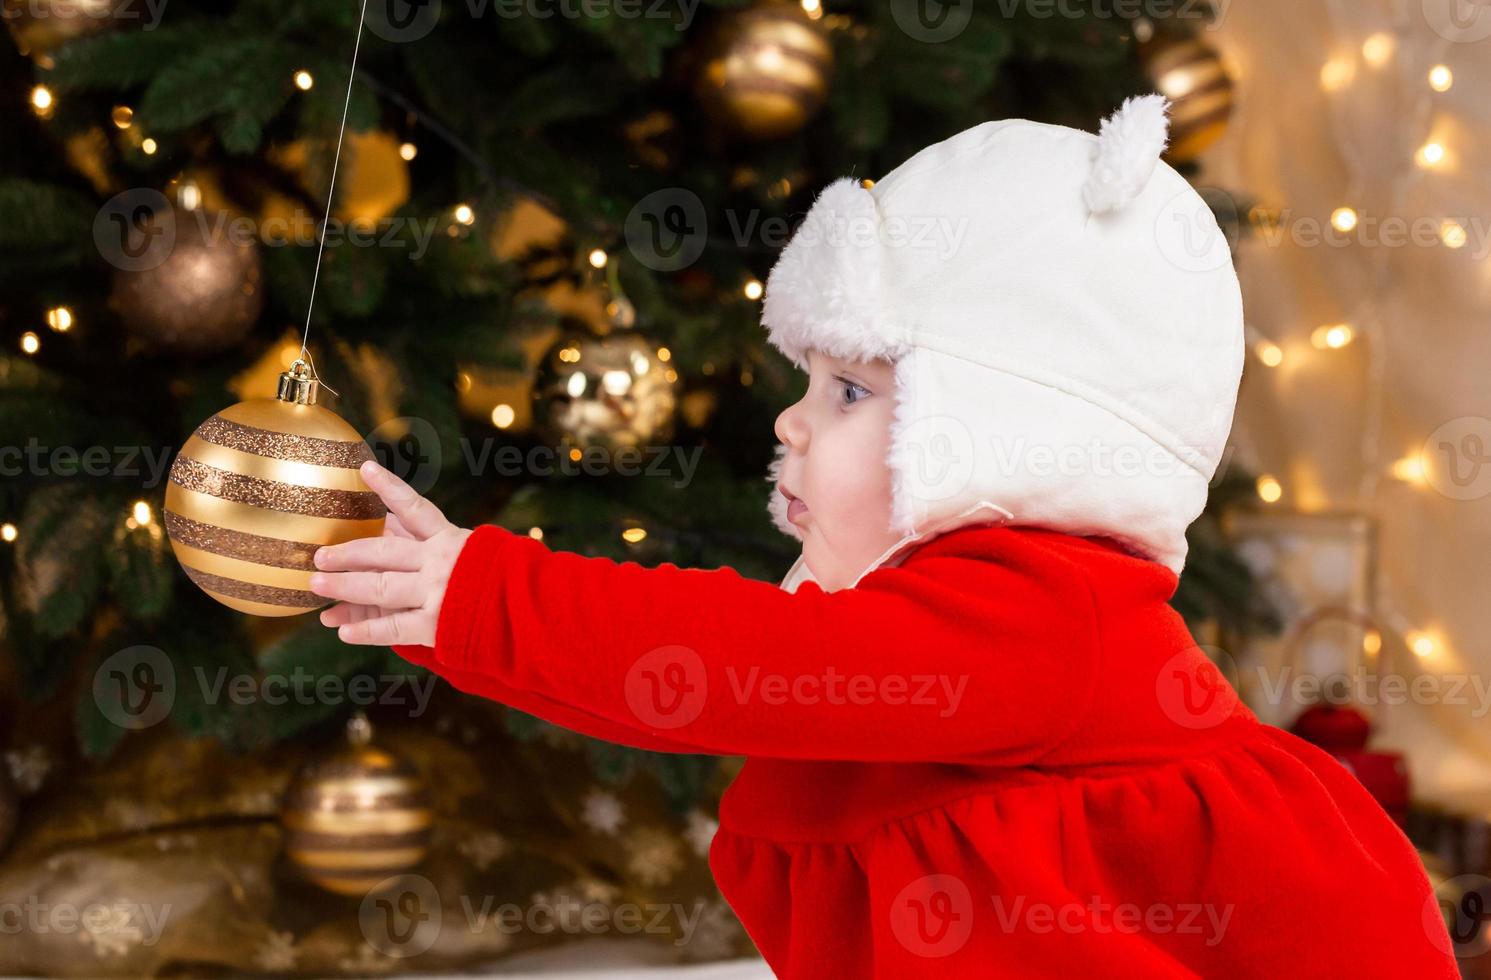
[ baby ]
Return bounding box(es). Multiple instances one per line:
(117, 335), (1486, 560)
(310, 97), (1456, 976)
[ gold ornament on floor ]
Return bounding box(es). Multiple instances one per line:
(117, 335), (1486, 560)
(280, 714), (434, 897)
(534, 269), (678, 452)
(109, 206), (265, 356)
(164, 360), (386, 617)
(1140, 33), (1235, 164)
(691, 0), (835, 142)
(3, 0), (125, 66)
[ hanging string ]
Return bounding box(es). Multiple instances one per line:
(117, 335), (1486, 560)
(296, 0), (371, 396)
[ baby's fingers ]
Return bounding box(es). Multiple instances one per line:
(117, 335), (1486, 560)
(309, 570), (425, 609)
(337, 610), (423, 647)
(359, 460), (449, 540)
(319, 601), (376, 628)
(314, 536), (422, 572)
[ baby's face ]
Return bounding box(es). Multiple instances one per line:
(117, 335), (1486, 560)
(773, 350), (905, 591)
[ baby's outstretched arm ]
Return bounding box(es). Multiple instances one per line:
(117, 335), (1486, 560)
(312, 461), (1102, 764)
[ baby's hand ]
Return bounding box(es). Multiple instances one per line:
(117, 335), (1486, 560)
(309, 459), (472, 647)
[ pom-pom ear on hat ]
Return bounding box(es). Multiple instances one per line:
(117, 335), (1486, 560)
(1082, 93), (1171, 214)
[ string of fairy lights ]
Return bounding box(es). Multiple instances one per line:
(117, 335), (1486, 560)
(8, 2), (816, 552)
(1236, 24), (1484, 716)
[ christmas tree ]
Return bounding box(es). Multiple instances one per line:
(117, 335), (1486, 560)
(0, 0), (1279, 971)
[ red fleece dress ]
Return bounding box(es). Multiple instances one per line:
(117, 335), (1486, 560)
(393, 522), (1457, 978)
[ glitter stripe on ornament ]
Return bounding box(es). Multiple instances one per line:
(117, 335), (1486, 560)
(195, 414), (375, 469)
(169, 456), (386, 520)
(169, 539), (319, 591)
(181, 435), (372, 492)
(165, 484), (386, 543)
(164, 510), (321, 570)
(181, 564), (323, 608)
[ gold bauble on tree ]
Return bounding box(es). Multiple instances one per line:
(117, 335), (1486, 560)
(3, 0), (125, 66)
(280, 714), (434, 897)
(164, 361), (386, 617)
(1140, 32), (1235, 164)
(534, 294), (679, 453)
(690, 0), (834, 142)
(109, 206), (265, 356)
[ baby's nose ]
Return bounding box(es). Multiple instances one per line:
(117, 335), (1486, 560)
(774, 402), (807, 448)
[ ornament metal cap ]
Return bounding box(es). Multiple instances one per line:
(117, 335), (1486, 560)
(277, 359), (320, 405)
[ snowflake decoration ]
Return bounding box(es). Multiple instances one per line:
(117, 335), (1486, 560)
(624, 826), (683, 887)
(337, 940), (398, 974)
(581, 788), (626, 836)
(76, 902), (144, 958)
(576, 876), (621, 904)
(529, 885), (593, 933)
(458, 831), (511, 871)
(684, 809), (718, 858)
(5, 745), (50, 794)
(679, 898), (745, 962)
(253, 930), (299, 971)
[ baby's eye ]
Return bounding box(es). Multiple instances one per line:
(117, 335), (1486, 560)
(834, 375), (870, 406)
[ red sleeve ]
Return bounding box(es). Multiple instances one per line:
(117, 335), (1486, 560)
(394, 524), (1101, 763)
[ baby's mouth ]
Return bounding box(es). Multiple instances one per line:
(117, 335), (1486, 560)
(779, 485), (809, 525)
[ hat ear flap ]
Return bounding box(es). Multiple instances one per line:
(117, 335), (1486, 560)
(1082, 93), (1171, 214)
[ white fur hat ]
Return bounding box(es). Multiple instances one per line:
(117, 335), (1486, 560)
(763, 94), (1244, 584)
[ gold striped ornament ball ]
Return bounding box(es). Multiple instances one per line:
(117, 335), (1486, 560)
(692, 0), (834, 142)
(164, 361), (386, 617)
(280, 716), (434, 897)
(1141, 33), (1235, 165)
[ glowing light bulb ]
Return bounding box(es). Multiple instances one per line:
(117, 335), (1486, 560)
(1320, 58), (1354, 92)
(453, 204), (475, 225)
(743, 279), (764, 300)
(1256, 474), (1283, 503)
(30, 85), (54, 116)
(1255, 340), (1284, 367)
(1362, 32), (1395, 68)
(1416, 142), (1446, 168)
(1331, 207), (1358, 233)
(1311, 323), (1355, 349)
(1440, 220), (1467, 249)
(20, 332), (40, 354)
(491, 404), (515, 428)
(588, 248), (608, 268)
(1429, 64), (1453, 92)
(46, 306), (73, 332)
(622, 527), (647, 544)
(1406, 631), (1436, 659)
(399, 141), (417, 161)
(1391, 454), (1427, 484)
(0, 524), (15, 543)
(294, 69), (314, 90)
